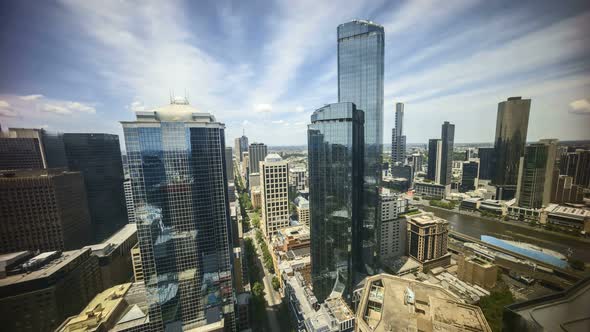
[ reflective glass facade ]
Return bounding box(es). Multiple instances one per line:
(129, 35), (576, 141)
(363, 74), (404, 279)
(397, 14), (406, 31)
(440, 121), (455, 186)
(308, 102), (364, 303)
(337, 20), (384, 273)
(122, 107), (234, 331)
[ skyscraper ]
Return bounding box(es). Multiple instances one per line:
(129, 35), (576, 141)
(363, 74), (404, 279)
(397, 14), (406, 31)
(121, 98), (235, 330)
(248, 142), (267, 174)
(517, 139), (557, 208)
(440, 121), (455, 186)
(62, 133), (128, 242)
(337, 20), (384, 274)
(492, 97), (531, 200)
(478, 147), (494, 180)
(560, 149), (590, 188)
(225, 146), (234, 181)
(0, 128), (67, 170)
(391, 102), (406, 165)
(460, 161), (479, 192)
(260, 154), (289, 238)
(308, 102), (364, 303)
(234, 133), (248, 162)
(427, 139), (442, 182)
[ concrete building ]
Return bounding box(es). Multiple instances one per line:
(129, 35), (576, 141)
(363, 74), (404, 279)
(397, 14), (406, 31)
(0, 127), (68, 170)
(84, 223), (138, 289)
(378, 189), (409, 262)
(0, 249), (102, 332)
(460, 161), (479, 192)
(0, 169), (92, 253)
(56, 282), (149, 332)
(260, 153), (290, 238)
(457, 255), (498, 290)
(426, 139), (442, 182)
(409, 153), (423, 173)
(407, 212), (450, 270)
(250, 186), (262, 209)
(479, 199), (506, 215)
(272, 225), (312, 287)
(440, 121), (455, 186)
(248, 172), (260, 188)
(130, 243), (143, 282)
(560, 149), (590, 188)
(355, 274), (491, 332)
(504, 277), (590, 331)
(295, 196), (310, 226)
(248, 142), (267, 174)
(516, 139), (557, 208)
(241, 151), (249, 179)
(225, 146), (234, 181)
(414, 180), (448, 199)
(506, 205), (542, 223)
(234, 133), (248, 162)
(492, 97), (531, 200)
(123, 178), (135, 223)
(391, 102), (406, 165)
(542, 204), (590, 233)
(289, 166), (307, 192)
(550, 171), (585, 205)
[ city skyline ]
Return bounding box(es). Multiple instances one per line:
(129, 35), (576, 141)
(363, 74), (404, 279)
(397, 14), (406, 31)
(1, 0), (589, 146)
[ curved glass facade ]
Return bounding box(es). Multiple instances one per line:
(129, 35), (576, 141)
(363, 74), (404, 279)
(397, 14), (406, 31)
(122, 112), (234, 331)
(308, 102), (364, 303)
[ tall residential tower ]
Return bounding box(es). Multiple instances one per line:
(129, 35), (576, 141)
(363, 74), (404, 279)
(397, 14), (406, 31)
(391, 102), (406, 165)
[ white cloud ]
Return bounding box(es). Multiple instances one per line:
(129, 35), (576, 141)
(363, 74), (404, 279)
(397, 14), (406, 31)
(0, 108), (18, 117)
(271, 120), (285, 124)
(66, 102), (96, 114)
(0, 100), (10, 108)
(19, 94), (44, 101)
(129, 101), (145, 112)
(295, 106), (305, 113)
(254, 104), (272, 113)
(42, 104), (72, 115)
(569, 98), (590, 114)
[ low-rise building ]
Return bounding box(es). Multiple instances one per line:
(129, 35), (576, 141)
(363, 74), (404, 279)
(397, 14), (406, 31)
(460, 197), (483, 211)
(0, 249), (102, 332)
(354, 274), (491, 332)
(272, 225), (311, 287)
(56, 282), (149, 332)
(541, 204), (590, 233)
(414, 180), (449, 199)
(457, 255), (498, 290)
(506, 205), (542, 223)
(250, 186), (262, 209)
(295, 196), (310, 226)
(479, 199), (505, 215)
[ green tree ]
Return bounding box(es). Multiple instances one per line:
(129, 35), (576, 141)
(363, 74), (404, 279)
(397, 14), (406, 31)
(478, 286), (514, 332)
(251, 214), (260, 229)
(272, 276), (280, 291)
(252, 282), (265, 298)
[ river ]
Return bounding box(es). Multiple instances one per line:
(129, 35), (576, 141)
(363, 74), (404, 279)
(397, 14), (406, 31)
(421, 206), (590, 263)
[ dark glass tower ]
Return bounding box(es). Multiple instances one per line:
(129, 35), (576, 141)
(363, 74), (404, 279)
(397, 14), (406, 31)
(517, 139), (557, 208)
(337, 20), (384, 274)
(63, 133), (128, 241)
(391, 103), (406, 165)
(0, 128), (67, 170)
(121, 98), (235, 330)
(478, 147), (494, 180)
(440, 121), (455, 186)
(460, 161), (479, 192)
(492, 97), (531, 200)
(427, 139), (441, 182)
(308, 102), (364, 303)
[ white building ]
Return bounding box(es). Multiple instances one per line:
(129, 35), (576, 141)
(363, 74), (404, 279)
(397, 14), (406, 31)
(295, 196), (310, 226)
(378, 189), (410, 261)
(414, 180), (449, 199)
(260, 154), (290, 238)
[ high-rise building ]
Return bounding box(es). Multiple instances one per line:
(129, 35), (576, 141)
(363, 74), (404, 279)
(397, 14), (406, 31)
(260, 154), (289, 238)
(407, 213), (449, 264)
(124, 177), (135, 223)
(550, 171), (584, 205)
(460, 161), (479, 192)
(0, 128), (67, 170)
(560, 149), (590, 188)
(62, 133), (128, 242)
(0, 249), (102, 332)
(338, 20), (384, 275)
(225, 146), (234, 181)
(121, 98), (235, 330)
(409, 153), (423, 173)
(234, 133), (248, 162)
(427, 139), (442, 182)
(478, 147), (494, 180)
(391, 102), (406, 165)
(289, 167), (307, 192)
(0, 169), (92, 253)
(248, 142), (267, 174)
(440, 121), (455, 186)
(517, 139), (557, 209)
(294, 196), (310, 226)
(492, 97), (531, 200)
(308, 102), (364, 303)
(378, 189), (409, 262)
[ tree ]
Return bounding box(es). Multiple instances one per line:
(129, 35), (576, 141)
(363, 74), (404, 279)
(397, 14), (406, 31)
(478, 286), (514, 332)
(272, 276), (280, 291)
(251, 214), (260, 229)
(252, 282), (265, 298)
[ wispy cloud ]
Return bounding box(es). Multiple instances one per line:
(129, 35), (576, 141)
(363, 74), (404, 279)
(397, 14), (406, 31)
(19, 94), (44, 101)
(569, 98), (590, 114)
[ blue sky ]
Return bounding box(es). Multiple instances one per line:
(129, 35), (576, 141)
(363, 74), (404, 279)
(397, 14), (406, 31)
(0, 0), (589, 146)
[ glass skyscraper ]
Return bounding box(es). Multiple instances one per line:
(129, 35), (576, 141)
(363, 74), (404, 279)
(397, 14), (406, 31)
(308, 102), (364, 303)
(337, 20), (384, 274)
(440, 121), (455, 186)
(121, 98), (235, 331)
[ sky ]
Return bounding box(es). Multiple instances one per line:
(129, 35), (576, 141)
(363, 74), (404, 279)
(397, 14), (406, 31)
(0, 0), (589, 146)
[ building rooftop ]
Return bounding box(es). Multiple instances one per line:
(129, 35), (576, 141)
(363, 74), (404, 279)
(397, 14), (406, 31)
(84, 223), (137, 257)
(264, 153), (283, 162)
(123, 99), (217, 124)
(545, 204), (590, 220)
(409, 213), (448, 226)
(356, 274), (491, 332)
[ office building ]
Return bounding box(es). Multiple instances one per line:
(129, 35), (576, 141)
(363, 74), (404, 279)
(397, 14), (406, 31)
(440, 121), (455, 186)
(225, 146), (234, 181)
(123, 177), (135, 223)
(251, 186), (262, 209)
(426, 139), (442, 182)
(0, 169), (92, 253)
(391, 102), (406, 165)
(407, 212), (449, 265)
(560, 149), (590, 188)
(62, 133), (128, 242)
(550, 172), (584, 204)
(409, 153), (423, 173)
(478, 147), (494, 180)
(57, 282), (149, 332)
(248, 142), (267, 174)
(460, 161), (479, 192)
(234, 133), (248, 162)
(542, 204), (590, 233)
(131, 243), (143, 282)
(414, 180), (448, 199)
(492, 97), (531, 200)
(517, 139), (557, 208)
(0, 249), (102, 332)
(457, 255), (498, 290)
(378, 189), (409, 262)
(84, 223), (138, 289)
(121, 97), (235, 330)
(294, 196), (310, 226)
(260, 154), (290, 237)
(355, 274), (491, 332)
(248, 172), (260, 188)
(289, 166), (307, 192)
(308, 102), (364, 303)
(338, 20), (384, 275)
(0, 128), (67, 170)
(391, 164), (413, 182)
